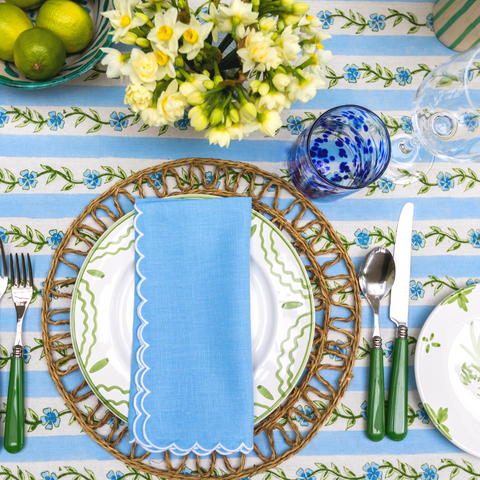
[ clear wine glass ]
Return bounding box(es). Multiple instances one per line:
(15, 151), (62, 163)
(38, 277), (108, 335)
(288, 105), (391, 200)
(386, 45), (480, 184)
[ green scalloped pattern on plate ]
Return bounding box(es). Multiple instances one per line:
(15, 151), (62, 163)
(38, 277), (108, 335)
(0, 0), (113, 89)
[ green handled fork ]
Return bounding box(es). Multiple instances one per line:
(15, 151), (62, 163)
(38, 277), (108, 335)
(5, 253), (33, 453)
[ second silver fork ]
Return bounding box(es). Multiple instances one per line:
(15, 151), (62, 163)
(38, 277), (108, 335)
(5, 253), (33, 454)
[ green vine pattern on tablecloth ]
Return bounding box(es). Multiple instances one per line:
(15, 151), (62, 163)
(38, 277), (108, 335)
(0, 460), (479, 480)
(316, 8), (432, 35)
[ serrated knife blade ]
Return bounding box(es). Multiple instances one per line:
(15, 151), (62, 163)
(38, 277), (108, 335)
(390, 202), (414, 327)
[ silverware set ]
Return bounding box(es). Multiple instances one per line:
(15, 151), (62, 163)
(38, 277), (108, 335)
(0, 237), (34, 454)
(359, 202), (414, 442)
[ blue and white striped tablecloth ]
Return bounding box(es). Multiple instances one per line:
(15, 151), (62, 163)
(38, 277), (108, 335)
(1, 0), (480, 478)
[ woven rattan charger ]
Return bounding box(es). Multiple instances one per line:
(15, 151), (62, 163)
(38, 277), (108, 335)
(41, 158), (361, 479)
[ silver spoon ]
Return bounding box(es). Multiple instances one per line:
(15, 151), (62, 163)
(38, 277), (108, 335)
(358, 246), (396, 442)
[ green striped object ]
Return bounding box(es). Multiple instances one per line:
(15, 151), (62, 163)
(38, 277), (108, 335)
(434, 0), (480, 52)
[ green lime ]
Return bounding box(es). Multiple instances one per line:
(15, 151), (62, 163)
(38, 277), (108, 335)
(0, 4), (33, 62)
(14, 27), (66, 80)
(4, 0), (45, 11)
(36, 0), (93, 53)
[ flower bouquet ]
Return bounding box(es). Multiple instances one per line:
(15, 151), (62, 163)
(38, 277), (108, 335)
(101, 0), (332, 146)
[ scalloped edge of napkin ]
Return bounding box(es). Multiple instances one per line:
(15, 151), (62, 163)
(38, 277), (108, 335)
(130, 202), (254, 456)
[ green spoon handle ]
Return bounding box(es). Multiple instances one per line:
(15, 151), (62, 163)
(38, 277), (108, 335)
(5, 355), (24, 453)
(387, 334), (408, 441)
(367, 338), (385, 441)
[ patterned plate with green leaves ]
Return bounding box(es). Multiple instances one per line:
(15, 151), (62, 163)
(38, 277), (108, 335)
(71, 195), (315, 424)
(415, 284), (480, 457)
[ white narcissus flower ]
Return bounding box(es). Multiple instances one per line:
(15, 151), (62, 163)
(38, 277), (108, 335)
(259, 16), (276, 33)
(122, 49), (163, 90)
(217, 0), (258, 38)
(199, 4), (220, 43)
(147, 7), (188, 52)
(100, 48), (127, 79)
(141, 107), (166, 126)
(205, 125), (232, 147)
(157, 79), (188, 125)
(237, 29), (281, 72)
(124, 83), (152, 112)
(300, 15), (322, 35)
(102, 0), (145, 43)
(276, 26), (301, 66)
(153, 45), (176, 79)
(244, 109), (282, 137)
(227, 123), (244, 141)
(179, 16), (213, 60)
(179, 73), (210, 96)
(257, 91), (291, 112)
(272, 73), (292, 91)
(287, 72), (326, 103)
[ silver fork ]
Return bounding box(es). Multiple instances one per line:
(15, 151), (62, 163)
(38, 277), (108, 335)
(5, 253), (33, 454)
(0, 239), (8, 301)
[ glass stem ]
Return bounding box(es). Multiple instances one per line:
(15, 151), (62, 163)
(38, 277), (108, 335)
(398, 135), (420, 154)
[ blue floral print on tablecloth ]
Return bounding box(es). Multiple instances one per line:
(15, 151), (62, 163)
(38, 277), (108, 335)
(317, 10), (333, 29)
(206, 171), (221, 188)
(354, 229), (372, 249)
(395, 68), (412, 86)
(0, 227), (9, 243)
(411, 230), (425, 250)
(41, 472), (57, 480)
(467, 278), (480, 286)
(437, 172), (454, 191)
(368, 14), (386, 32)
(421, 465), (438, 480)
(287, 116), (305, 135)
(363, 463), (382, 480)
(295, 405), (315, 426)
(377, 176), (395, 193)
(18, 170), (38, 190)
(41, 408), (60, 430)
(410, 280), (425, 300)
(329, 340), (347, 361)
(343, 65), (360, 83)
(416, 403), (429, 424)
(400, 116), (413, 134)
(468, 229), (480, 248)
(297, 468), (316, 480)
(459, 112), (478, 132)
(47, 229), (64, 250)
(175, 111), (190, 130)
(110, 112), (128, 131)
(426, 13), (434, 31)
(360, 401), (367, 420)
(148, 172), (163, 188)
(47, 111), (65, 131)
(106, 472), (124, 480)
(0, 108), (9, 127)
(384, 341), (394, 361)
(83, 170), (102, 189)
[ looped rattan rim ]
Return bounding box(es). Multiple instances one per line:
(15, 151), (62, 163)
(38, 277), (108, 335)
(41, 158), (361, 479)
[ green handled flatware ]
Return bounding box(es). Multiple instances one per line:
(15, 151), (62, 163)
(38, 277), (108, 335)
(359, 247), (396, 442)
(5, 253), (33, 454)
(388, 202), (414, 441)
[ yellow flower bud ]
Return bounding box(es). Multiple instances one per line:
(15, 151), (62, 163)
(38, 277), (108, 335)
(203, 79), (215, 90)
(214, 75), (223, 85)
(228, 107), (240, 124)
(258, 82), (270, 96)
(284, 14), (300, 25)
(202, 70), (210, 77)
(175, 56), (184, 67)
(210, 108), (224, 126)
(292, 2), (309, 15)
(136, 38), (150, 48)
(250, 80), (262, 93)
(187, 91), (206, 105)
(240, 102), (257, 122)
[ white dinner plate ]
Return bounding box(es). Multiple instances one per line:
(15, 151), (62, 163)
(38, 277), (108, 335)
(415, 284), (480, 457)
(71, 195), (315, 425)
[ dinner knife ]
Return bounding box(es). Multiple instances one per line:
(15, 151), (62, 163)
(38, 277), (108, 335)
(387, 202), (414, 441)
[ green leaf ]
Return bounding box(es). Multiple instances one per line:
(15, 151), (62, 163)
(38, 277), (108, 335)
(138, 123), (150, 132)
(447, 242), (462, 252)
(393, 16), (403, 27)
(46, 172), (57, 185)
(465, 180), (476, 191)
(257, 384), (274, 400)
(6, 169), (15, 182)
(434, 283), (444, 295)
(33, 122), (44, 133)
(408, 26), (420, 34)
(87, 269), (105, 278)
(418, 185), (431, 194)
(75, 115), (86, 127)
(61, 183), (75, 191)
(71, 107), (84, 115)
(0, 344), (9, 358)
(463, 460), (475, 473)
(86, 123), (102, 134)
(436, 77), (454, 88)
(346, 417), (356, 430)
(449, 468), (460, 480)
(341, 404), (354, 416)
(84, 469), (96, 480)
(325, 411), (338, 426)
(89, 357), (109, 373)
(343, 468), (356, 478)
(28, 408), (39, 422)
(281, 301), (303, 309)
(435, 235), (445, 246)
(25, 225), (33, 239)
(89, 108), (101, 121)
(158, 125), (169, 136)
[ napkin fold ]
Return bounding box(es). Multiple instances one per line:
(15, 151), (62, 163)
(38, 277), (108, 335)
(129, 197), (253, 456)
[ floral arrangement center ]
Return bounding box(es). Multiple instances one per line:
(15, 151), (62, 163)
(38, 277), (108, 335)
(101, 0), (332, 147)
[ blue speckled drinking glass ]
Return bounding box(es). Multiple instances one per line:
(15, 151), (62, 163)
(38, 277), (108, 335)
(288, 105), (391, 200)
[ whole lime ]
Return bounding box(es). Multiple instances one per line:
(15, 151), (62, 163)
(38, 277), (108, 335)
(0, 4), (33, 62)
(4, 0), (45, 10)
(36, 0), (93, 53)
(14, 27), (66, 80)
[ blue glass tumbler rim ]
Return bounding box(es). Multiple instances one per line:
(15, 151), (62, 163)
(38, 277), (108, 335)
(305, 104), (392, 191)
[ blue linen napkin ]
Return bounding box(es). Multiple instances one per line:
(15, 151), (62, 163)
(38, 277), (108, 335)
(129, 196), (253, 456)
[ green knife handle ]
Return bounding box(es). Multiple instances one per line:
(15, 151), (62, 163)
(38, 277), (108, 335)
(367, 339), (385, 442)
(5, 355), (24, 453)
(387, 335), (408, 441)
